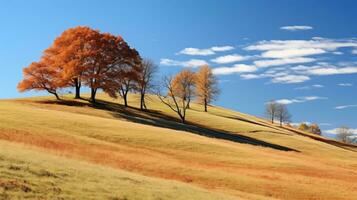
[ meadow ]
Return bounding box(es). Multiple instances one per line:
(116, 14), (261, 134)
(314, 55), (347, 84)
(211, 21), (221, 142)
(0, 93), (356, 199)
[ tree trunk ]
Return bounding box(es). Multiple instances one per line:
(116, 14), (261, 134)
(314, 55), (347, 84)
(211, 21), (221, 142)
(47, 90), (60, 100)
(91, 88), (97, 103)
(54, 92), (60, 100)
(204, 98), (207, 112)
(140, 93), (145, 110)
(123, 92), (128, 107)
(74, 78), (81, 99)
(187, 98), (191, 109)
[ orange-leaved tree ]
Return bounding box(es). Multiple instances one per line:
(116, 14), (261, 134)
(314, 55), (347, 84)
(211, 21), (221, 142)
(80, 32), (141, 103)
(195, 65), (219, 112)
(18, 26), (141, 103)
(172, 69), (196, 109)
(43, 26), (100, 99)
(17, 61), (62, 100)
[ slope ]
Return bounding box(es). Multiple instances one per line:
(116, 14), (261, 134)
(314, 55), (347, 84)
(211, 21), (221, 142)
(0, 93), (356, 200)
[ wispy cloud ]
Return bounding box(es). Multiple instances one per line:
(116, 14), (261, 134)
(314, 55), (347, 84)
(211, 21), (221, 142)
(271, 75), (310, 84)
(211, 46), (235, 52)
(178, 46), (234, 56)
(333, 51), (343, 55)
(254, 57), (316, 68)
(334, 104), (357, 110)
(280, 25), (313, 31)
(240, 74), (261, 79)
(213, 64), (257, 75)
(261, 48), (325, 59)
(338, 83), (353, 87)
(211, 54), (250, 64)
(305, 66), (357, 75)
(160, 58), (208, 68)
(275, 96), (326, 105)
(325, 128), (357, 135)
(245, 39), (357, 52)
(295, 84), (324, 90)
(178, 48), (215, 56)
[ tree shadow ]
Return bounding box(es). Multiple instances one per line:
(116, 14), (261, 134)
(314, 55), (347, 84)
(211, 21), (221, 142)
(37, 98), (298, 152)
(78, 99), (298, 152)
(209, 108), (357, 152)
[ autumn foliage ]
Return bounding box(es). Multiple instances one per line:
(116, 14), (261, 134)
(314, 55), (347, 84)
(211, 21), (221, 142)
(18, 61), (62, 100)
(18, 26), (141, 103)
(158, 66), (220, 123)
(18, 27), (221, 123)
(195, 65), (220, 112)
(172, 69), (196, 109)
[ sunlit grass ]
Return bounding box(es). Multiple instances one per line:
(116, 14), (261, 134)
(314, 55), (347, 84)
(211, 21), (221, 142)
(0, 93), (356, 199)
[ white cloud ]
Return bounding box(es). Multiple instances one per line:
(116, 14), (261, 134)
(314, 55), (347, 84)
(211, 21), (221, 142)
(334, 104), (357, 110)
(325, 128), (357, 135)
(280, 25), (313, 31)
(254, 57), (316, 68)
(160, 58), (208, 68)
(291, 65), (311, 71)
(352, 49), (357, 54)
(245, 39), (357, 52)
(178, 45), (234, 56)
(240, 74), (261, 79)
(213, 64), (257, 75)
(272, 75), (310, 84)
(275, 96), (326, 105)
(211, 54), (250, 64)
(178, 48), (214, 56)
(211, 46), (235, 52)
(261, 48), (325, 59)
(295, 84), (324, 90)
(313, 84), (324, 88)
(306, 66), (357, 75)
(338, 83), (353, 87)
(333, 51), (343, 55)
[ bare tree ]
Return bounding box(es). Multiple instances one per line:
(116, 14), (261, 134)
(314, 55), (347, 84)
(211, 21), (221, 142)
(276, 103), (291, 126)
(336, 126), (353, 143)
(265, 100), (278, 123)
(137, 59), (157, 110)
(350, 137), (357, 144)
(157, 76), (190, 123)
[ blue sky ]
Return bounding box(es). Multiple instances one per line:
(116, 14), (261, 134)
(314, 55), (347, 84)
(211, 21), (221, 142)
(0, 0), (356, 137)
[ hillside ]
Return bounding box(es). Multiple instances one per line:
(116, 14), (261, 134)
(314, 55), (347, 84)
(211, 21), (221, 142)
(0, 93), (356, 200)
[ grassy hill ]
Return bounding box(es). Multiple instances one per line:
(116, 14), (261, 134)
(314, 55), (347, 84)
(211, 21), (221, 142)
(0, 93), (356, 200)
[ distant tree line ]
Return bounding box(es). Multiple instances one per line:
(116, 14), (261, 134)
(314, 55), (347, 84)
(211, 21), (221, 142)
(297, 123), (322, 135)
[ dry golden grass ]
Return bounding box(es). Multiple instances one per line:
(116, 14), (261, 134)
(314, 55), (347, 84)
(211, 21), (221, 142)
(0, 93), (356, 199)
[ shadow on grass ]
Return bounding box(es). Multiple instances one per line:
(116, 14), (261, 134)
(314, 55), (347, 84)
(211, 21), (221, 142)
(208, 106), (357, 152)
(40, 99), (299, 152)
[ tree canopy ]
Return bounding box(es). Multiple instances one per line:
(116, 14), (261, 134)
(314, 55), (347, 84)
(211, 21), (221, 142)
(18, 26), (141, 103)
